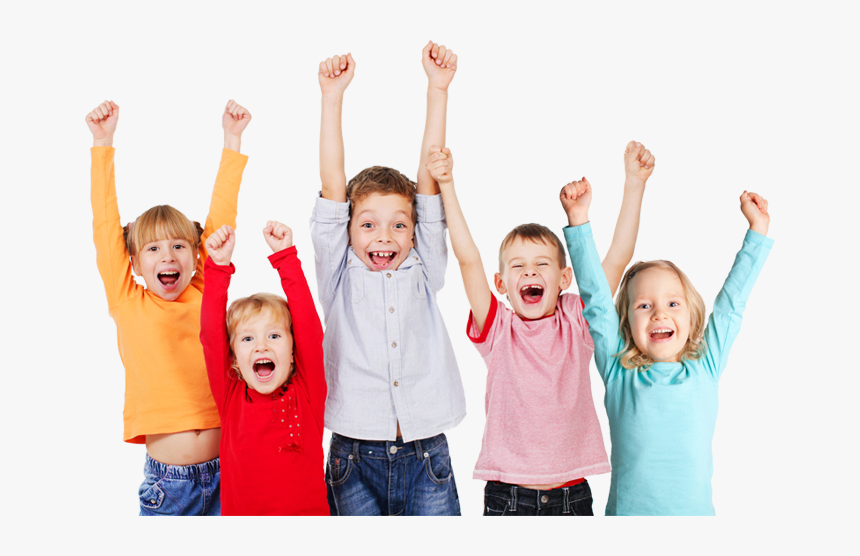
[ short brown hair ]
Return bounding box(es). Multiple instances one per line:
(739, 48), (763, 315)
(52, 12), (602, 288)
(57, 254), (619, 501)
(123, 205), (203, 257)
(498, 223), (567, 273)
(614, 260), (707, 370)
(347, 166), (417, 223)
(225, 293), (293, 381)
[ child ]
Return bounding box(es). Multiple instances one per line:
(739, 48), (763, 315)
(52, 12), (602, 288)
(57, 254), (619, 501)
(199, 222), (329, 515)
(562, 178), (773, 515)
(426, 141), (655, 516)
(88, 99), (251, 515)
(313, 43), (465, 516)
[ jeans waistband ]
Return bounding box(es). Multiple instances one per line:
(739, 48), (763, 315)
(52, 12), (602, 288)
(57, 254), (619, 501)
(145, 453), (220, 479)
(485, 480), (592, 508)
(331, 432), (448, 462)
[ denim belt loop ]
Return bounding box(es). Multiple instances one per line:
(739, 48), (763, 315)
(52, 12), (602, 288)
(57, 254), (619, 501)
(509, 485), (518, 512)
(562, 487), (571, 514)
(352, 440), (361, 463)
(415, 438), (425, 461)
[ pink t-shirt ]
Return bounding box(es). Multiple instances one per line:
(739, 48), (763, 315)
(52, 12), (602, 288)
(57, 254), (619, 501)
(467, 294), (611, 484)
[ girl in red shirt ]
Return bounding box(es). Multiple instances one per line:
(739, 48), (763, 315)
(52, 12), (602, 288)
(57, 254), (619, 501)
(200, 222), (329, 515)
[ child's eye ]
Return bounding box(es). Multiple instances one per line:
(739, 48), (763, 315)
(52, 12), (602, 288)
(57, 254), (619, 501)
(669, 301), (679, 307)
(148, 246), (158, 252)
(394, 223), (406, 229)
(269, 333), (281, 339)
(361, 222), (374, 229)
(639, 303), (651, 309)
(538, 262), (548, 266)
(174, 244), (184, 250)
(241, 336), (252, 342)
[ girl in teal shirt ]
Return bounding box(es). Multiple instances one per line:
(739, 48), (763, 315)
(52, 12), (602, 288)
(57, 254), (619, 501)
(560, 179), (773, 515)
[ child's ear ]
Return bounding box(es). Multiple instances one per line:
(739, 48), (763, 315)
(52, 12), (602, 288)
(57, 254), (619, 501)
(560, 267), (573, 290)
(130, 255), (140, 276)
(493, 273), (507, 295)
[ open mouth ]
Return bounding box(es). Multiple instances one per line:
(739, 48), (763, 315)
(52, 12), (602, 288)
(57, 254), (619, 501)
(649, 328), (675, 341)
(519, 284), (544, 304)
(368, 251), (397, 269)
(253, 359), (276, 381)
(157, 271), (180, 287)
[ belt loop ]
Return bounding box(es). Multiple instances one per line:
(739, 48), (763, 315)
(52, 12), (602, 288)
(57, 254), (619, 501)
(352, 439), (361, 463)
(562, 487), (571, 514)
(509, 485), (518, 513)
(415, 438), (424, 461)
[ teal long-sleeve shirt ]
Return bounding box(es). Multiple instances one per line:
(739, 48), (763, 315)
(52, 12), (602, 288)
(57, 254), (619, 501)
(564, 223), (773, 516)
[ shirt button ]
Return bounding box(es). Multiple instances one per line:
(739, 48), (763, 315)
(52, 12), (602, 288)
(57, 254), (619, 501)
(389, 446), (398, 454)
(386, 273), (392, 278)
(394, 381), (399, 387)
(348, 259), (352, 265)
(540, 495), (549, 503)
(389, 307), (394, 313)
(391, 341), (397, 348)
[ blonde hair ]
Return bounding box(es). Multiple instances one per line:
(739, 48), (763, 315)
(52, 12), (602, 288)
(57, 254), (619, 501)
(614, 260), (707, 370)
(498, 223), (566, 273)
(123, 205), (203, 257)
(225, 293), (294, 381)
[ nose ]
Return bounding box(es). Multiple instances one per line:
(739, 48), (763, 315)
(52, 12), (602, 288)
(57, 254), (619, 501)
(376, 229), (392, 243)
(523, 267), (537, 277)
(652, 308), (668, 320)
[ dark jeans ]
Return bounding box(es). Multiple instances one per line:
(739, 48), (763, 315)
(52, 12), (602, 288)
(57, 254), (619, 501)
(483, 480), (594, 516)
(326, 432), (461, 516)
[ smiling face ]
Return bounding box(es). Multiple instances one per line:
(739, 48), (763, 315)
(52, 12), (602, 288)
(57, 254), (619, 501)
(232, 309), (294, 395)
(626, 266), (692, 363)
(494, 237), (572, 320)
(131, 238), (196, 301)
(348, 192), (415, 271)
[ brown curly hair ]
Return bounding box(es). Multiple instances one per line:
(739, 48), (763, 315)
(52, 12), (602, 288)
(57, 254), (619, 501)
(346, 166), (417, 224)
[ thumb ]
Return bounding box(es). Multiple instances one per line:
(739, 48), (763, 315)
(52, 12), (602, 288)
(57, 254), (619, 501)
(423, 41), (433, 55)
(442, 147), (451, 155)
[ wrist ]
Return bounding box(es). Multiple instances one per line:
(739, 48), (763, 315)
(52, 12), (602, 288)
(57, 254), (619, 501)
(749, 222), (769, 236)
(93, 136), (113, 147)
(322, 92), (345, 104)
(567, 212), (589, 227)
(623, 177), (646, 191)
(224, 133), (241, 152)
(427, 86), (449, 97)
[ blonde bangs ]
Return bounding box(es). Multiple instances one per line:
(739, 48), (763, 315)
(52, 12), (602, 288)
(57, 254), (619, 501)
(126, 205), (201, 256)
(614, 260), (707, 371)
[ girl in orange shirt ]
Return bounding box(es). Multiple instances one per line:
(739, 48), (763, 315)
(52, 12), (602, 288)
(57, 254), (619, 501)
(87, 99), (250, 515)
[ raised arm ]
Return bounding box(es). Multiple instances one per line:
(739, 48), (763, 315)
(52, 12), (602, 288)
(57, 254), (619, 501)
(88, 100), (138, 309)
(200, 225), (238, 410)
(319, 53), (355, 202)
(417, 41), (458, 196)
(702, 192), (773, 379)
(264, 222), (327, 421)
(428, 146), (493, 331)
(561, 179), (625, 383)
(601, 141), (655, 296)
(192, 101), (250, 290)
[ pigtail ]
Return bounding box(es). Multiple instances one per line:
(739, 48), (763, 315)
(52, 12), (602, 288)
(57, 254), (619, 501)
(193, 221), (204, 248)
(123, 221), (135, 254)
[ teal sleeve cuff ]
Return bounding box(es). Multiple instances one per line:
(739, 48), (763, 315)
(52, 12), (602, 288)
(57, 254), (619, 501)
(744, 228), (774, 249)
(562, 221), (592, 241)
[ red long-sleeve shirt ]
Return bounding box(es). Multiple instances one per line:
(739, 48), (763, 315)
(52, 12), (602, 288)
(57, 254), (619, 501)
(200, 246), (328, 516)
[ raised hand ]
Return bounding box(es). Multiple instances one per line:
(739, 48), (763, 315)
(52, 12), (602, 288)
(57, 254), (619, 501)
(426, 145), (454, 184)
(263, 221), (294, 253)
(206, 225), (236, 266)
(560, 178), (592, 227)
(740, 191), (770, 236)
(624, 141), (655, 186)
(222, 100), (251, 151)
(86, 100), (119, 146)
(318, 53), (356, 95)
(422, 41), (458, 91)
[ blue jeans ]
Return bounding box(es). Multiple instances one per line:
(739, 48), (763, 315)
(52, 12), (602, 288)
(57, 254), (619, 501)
(139, 454), (221, 516)
(483, 480), (594, 516)
(326, 433), (460, 516)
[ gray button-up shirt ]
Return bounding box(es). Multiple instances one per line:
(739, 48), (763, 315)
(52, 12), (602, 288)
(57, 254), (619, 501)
(310, 193), (466, 442)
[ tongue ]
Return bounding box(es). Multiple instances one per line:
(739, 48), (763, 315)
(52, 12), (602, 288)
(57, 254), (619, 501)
(255, 363), (275, 377)
(371, 253), (392, 267)
(523, 290), (542, 304)
(652, 332), (673, 340)
(159, 274), (178, 286)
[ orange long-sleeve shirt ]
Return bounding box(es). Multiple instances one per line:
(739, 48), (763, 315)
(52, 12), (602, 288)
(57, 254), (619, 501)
(91, 147), (248, 443)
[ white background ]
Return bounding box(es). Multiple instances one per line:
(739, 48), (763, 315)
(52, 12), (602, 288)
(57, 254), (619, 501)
(3, 0), (857, 552)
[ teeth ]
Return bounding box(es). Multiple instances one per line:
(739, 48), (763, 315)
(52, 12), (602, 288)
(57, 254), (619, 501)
(159, 271), (178, 275)
(520, 285), (543, 292)
(651, 328), (673, 333)
(254, 359), (273, 365)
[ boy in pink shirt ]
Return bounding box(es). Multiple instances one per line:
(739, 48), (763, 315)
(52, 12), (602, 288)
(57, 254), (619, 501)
(426, 142), (655, 515)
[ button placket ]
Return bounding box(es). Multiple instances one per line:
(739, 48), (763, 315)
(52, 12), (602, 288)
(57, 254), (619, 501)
(385, 267), (404, 436)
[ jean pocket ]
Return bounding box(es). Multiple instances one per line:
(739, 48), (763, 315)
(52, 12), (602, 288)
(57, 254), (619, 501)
(484, 497), (511, 516)
(139, 481), (165, 512)
(328, 453), (354, 487)
(423, 450), (452, 485)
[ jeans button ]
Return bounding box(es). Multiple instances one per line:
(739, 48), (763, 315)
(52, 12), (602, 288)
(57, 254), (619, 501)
(540, 495), (549, 503)
(389, 446), (398, 454)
